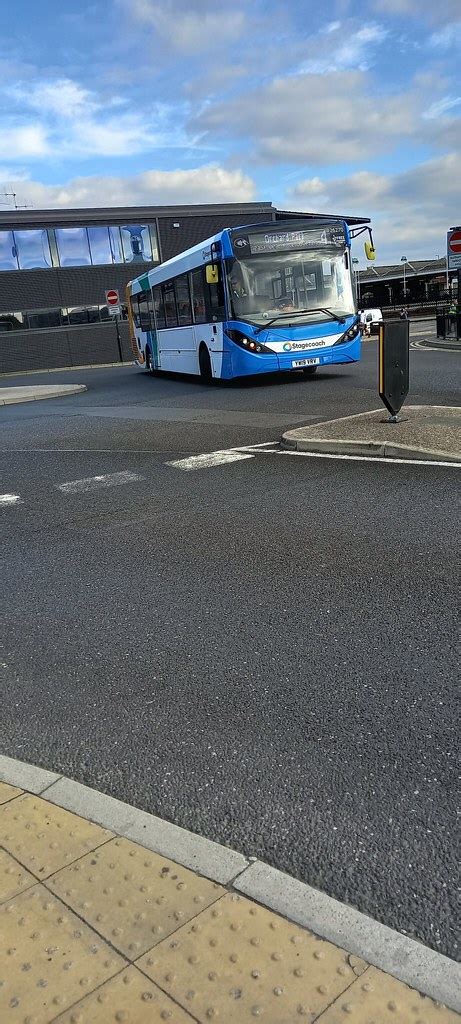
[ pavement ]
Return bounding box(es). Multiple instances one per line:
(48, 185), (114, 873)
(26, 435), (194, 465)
(1, 342), (459, 975)
(282, 405), (461, 462)
(1, 767), (460, 1023)
(0, 385), (86, 406)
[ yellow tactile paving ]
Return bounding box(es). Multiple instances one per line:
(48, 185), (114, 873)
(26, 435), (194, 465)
(316, 965), (460, 1022)
(0, 794), (112, 878)
(137, 891), (368, 1023)
(0, 885), (125, 1024)
(47, 836), (225, 960)
(53, 965), (196, 1023)
(0, 780), (22, 804)
(0, 847), (36, 902)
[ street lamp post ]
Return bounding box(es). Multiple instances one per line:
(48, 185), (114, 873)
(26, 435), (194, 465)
(400, 256), (408, 303)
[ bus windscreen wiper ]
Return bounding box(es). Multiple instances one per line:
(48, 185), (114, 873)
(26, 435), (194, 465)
(255, 307), (346, 334)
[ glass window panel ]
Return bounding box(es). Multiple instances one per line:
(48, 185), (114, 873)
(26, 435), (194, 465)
(120, 224), (152, 263)
(175, 274), (192, 325)
(67, 306), (90, 325)
(100, 304), (111, 320)
(0, 230), (19, 270)
(55, 227), (91, 267)
(0, 311), (24, 331)
(137, 291), (153, 331)
(149, 223), (159, 261)
(162, 281), (178, 327)
(87, 306), (101, 323)
(13, 229), (52, 270)
(27, 308), (62, 330)
(108, 226), (123, 263)
(153, 285), (166, 328)
(190, 269), (207, 323)
(88, 226), (112, 265)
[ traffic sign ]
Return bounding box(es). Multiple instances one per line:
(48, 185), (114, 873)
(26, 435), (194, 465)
(105, 289), (120, 306)
(108, 305), (121, 316)
(447, 228), (461, 270)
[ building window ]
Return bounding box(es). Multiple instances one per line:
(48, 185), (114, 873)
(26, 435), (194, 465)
(12, 230), (52, 270)
(120, 224), (153, 263)
(175, 274), (192, 325)
(56, 227), (91, 267)
(88, 226), (113, 266)
(0, 231), (19, 270)
(0, 311), (24, 331)
(27, 308), (62, 330)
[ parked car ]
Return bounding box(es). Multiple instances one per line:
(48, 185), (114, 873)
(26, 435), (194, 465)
(359, 308), (383, 335)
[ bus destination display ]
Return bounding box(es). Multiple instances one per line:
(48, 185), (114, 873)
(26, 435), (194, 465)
(232, 222), (346, 256)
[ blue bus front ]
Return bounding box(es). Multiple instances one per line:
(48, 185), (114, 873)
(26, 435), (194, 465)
(219, 220), (361, 378)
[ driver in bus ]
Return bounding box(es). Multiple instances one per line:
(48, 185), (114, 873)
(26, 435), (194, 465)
(229, 272), (247, 298)
(262, 295), (297, 317)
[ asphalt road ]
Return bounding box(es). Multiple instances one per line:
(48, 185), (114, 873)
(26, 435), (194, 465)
(1, 339), (459, 961)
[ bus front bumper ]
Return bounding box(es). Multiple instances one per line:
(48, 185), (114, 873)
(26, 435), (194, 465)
(229, 335), (361, 377)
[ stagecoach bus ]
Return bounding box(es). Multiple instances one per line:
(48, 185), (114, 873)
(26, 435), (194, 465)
(127, 217), (374, 382)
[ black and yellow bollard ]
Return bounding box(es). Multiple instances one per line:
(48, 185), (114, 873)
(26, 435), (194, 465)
(378, 320), (410, 422)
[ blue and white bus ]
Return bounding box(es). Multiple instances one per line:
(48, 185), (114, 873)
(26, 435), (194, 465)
(127, 218), (374, 382)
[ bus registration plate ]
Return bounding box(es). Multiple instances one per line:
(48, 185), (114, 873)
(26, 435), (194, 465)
(292, 357), (320, 368)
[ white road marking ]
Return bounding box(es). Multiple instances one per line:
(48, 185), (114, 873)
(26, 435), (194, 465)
(0, 493), (22, 505)
(167, 451), (255, 471)
(168, 444), (461, 471)
(57, 470), (144, 493)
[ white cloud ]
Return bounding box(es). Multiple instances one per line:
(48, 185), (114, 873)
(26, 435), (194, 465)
(290, 154), (460, 261)
(192, 70), (419, 164)
(300, 23), (389, 74)
(372, 0), (461, 23)
(0, 164), (256, 209)
(1, 125), (49, 158)
(423, 95), (461, 120)
(127, 0), (246, 52)
(429, 22), (461, 49)
(1, 77), (190, 161)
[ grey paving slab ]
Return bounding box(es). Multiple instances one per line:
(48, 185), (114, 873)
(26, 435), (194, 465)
(0, 754), (61, 793)
(283, 404), (461, 461)
(0, 384), (86, 405)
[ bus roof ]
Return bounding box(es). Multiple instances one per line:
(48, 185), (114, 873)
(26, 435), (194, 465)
(128, 217), (357, 294)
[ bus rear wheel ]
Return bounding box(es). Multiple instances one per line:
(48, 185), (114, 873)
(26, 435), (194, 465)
(302, 366), (318, 376)
(199, 345), (213, 384)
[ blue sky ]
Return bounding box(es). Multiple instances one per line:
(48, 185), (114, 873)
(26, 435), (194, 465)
(1, 0), (460, 262)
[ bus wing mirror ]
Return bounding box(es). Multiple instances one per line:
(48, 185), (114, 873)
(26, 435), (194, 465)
(364, 241), (376, 261)
(206, 264), (219, 285)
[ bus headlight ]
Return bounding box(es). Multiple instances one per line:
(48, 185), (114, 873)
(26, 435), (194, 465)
(334, 321), (360, 345)
(226, 330), (272, 354)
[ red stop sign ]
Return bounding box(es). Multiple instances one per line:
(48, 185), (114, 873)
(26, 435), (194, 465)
(448, 230), (461, 253)
(105, 289), (119, 305)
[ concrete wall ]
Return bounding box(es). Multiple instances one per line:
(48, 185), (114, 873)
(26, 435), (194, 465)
(0, 322), (132, 374)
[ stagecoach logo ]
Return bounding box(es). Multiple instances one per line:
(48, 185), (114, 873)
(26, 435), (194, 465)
(234, 236), (249, 248)
(283, 342), (292, 351)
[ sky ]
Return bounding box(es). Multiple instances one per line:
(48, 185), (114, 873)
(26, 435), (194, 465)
(0, 0), (460, 264)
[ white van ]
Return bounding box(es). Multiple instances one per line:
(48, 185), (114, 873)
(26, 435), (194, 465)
(359, 308), (383, 334)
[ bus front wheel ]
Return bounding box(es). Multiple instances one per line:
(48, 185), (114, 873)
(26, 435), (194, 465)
(302, 366), (318, 376)
(199, 345), (213, 384)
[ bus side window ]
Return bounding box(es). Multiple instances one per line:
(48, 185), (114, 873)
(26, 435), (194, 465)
(175, 273), (193, 326)
(205, 267), (225, 321)
(190, 269), (207, 324)
(162, 281), (178, 328)
(153, 285), (166, 329)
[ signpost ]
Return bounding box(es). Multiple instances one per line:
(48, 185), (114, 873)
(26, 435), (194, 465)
(378, 320), (409, 422)
(447, 227), (461, 271)
(105, 289), (123, 362)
